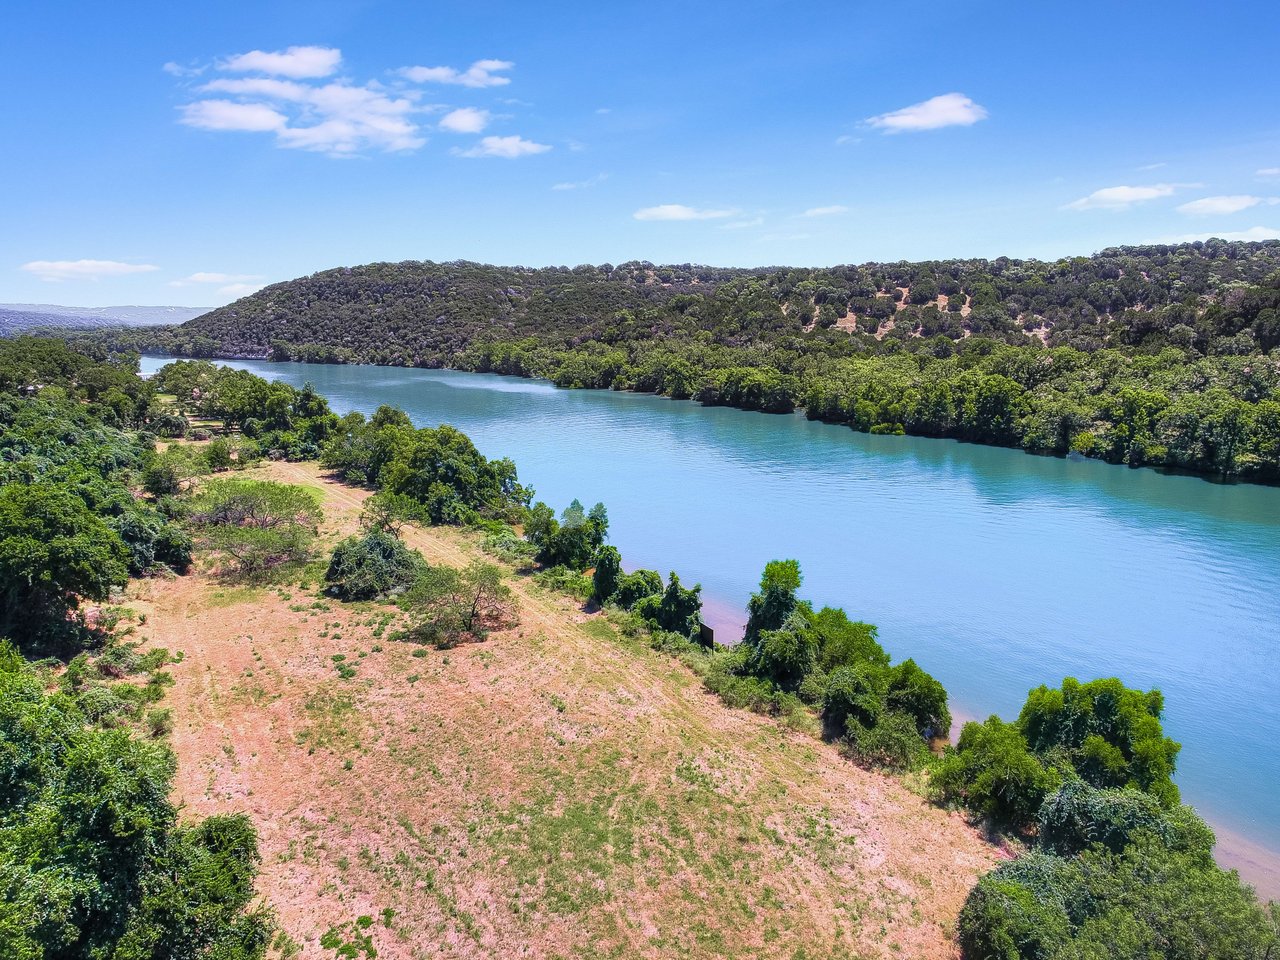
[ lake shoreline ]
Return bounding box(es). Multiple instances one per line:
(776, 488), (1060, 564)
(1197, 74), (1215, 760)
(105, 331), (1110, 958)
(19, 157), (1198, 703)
(137, 353), (1280, 901)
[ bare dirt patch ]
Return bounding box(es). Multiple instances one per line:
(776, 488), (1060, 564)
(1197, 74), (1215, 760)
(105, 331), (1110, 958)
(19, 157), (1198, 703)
(127, 461), (997, 959)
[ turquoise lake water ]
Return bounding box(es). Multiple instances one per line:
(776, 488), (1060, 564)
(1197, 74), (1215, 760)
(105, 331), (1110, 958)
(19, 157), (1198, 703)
(142, 356), (1280, 893)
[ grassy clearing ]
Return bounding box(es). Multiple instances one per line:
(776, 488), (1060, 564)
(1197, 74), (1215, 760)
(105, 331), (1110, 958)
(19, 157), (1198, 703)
(130, 460), (995, 960)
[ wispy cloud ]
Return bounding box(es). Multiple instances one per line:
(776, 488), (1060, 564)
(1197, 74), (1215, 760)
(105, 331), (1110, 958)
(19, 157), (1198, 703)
(633, 204), (737, 222)
(174, 48), (531, 157)
(1256, 168), (1280, 178)
(834, 134), (861, 145)
(220, 45), (342, 79)
(866, 93), (987, 133)
(162, 60), (205, 78)
(20, 259), (160, 281)
(1064, 183), (1185, 210)
(802, 205), (848, 217)
(399, 59), (513, 88)
(721, 217), (764, 230)
(438, 107), (491, 134)
(170, 271), (262, 286)
(180, 99), (288, 133)
(1150, 226), (1280, 244)
(1137, 162), (1167, 171)
(456, 135), (550, 158)
(168, 272), (266, 297)
(552, 173), (608, 191)
(1176, 195), (1278, 216)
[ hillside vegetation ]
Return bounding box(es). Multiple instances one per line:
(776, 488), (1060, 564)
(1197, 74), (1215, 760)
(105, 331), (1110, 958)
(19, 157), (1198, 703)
(91, 239), (1280, 482)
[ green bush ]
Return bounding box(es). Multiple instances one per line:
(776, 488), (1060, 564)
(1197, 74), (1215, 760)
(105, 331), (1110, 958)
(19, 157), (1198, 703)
(933, 716), (1063, 828)
(1036, 779), (1215, 858)
(632, 571), (703, 639)
(1018, 677), (1182, 805)
(614, 568), (663, 609)
(324, 530), (424, 601)
(591, 545), (622, 604)
(821, 665), (884, 735)
(844, 710), (931, 772)
(958, 842), (1278, 960)
(401, 561), (515, 647)
(0, 483), (130, 651)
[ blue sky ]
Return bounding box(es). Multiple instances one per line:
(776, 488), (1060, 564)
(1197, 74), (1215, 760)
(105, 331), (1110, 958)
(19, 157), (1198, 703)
(3, 0), (1279, 306)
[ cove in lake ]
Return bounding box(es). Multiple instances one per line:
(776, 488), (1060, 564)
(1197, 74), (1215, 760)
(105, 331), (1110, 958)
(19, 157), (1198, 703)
(141, 356), (1280, 896)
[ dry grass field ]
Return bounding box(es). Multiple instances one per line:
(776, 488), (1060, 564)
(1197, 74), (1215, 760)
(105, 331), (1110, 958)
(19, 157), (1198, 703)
(121, 460), (998, 960)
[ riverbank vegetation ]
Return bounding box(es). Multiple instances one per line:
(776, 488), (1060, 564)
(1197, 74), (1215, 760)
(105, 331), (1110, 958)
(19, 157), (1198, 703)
(3, 339), (1276, 957)
(80, 240), (1280, 482)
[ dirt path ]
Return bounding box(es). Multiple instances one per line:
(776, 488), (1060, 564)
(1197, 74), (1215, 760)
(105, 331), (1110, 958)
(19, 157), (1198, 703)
(125, 462), (997, 959)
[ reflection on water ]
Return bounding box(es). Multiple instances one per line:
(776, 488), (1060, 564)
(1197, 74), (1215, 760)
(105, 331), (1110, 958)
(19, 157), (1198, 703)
(142, 356), (1280, 895)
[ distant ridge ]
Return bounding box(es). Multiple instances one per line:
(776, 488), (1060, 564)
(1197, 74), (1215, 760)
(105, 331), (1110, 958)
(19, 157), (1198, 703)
(0, 302), (208, 335)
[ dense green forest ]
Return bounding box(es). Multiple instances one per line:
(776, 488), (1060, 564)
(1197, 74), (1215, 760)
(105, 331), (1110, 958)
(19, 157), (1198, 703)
(3, 339), (1276, 957)
(80, 239), (1280, 481)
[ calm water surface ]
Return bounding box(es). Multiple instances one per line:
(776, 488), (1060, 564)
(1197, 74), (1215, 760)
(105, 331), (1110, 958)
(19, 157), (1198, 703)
(143, 356), (1280, 892)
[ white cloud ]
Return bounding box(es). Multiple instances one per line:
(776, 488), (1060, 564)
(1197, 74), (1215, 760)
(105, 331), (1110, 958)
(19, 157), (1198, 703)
(633, 204), (737, 222)
(20, 259), (160, 282)
(219, 45), (341, 79)
(834, 134), (861, 145)
(1176, 195), (1278, 216)
(163, 60), (205, 78)
(439, 107), (491, 134)
(456, 135), (550, 158)
(866, 92), (987, 133)
(188, 74), (423, 154)
(595, 107), (611, 115)
(399, 59), (513, 88)
(180, 99), (287, 132)
(1065, 183), (1181, 210)
(175, 48), (530, 156)
(170, 272), (262, 286)
(218, 282), (265, 297)
(802, 205), (848, 217)
(552, 173), (608, 190)
(1137, 162), (1167, 171)
(1256, 168), (1280, 178)
(1150, 226), (1280, 244)
(721, 217), (764, 230)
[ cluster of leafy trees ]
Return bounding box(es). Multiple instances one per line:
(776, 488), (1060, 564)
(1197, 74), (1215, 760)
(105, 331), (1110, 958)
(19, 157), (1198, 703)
(935, 677), (1182, 826)
(319, 405), (528, 524)
(704, 560), (950, 769)
(590, 545), (705, 639)
(321, 488), (514, 646)
(83, 241), (1280, 481)
(0, 344), (307, 956)
(945, 680), (1278, 958)
(0, 346), (196, 654)
(0, 644), (271, 959)
(150, 359), (339, 459)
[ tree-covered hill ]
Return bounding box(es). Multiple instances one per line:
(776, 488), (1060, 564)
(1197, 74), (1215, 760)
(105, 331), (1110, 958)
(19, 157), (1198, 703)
(130, 240), (1280, 363)
(84, 240), (1280, 482)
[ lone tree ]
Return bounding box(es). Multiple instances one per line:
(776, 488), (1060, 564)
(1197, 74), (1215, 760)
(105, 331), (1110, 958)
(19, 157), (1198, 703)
(401, 561), (516, 647)
(591, 545), (622, 605)
(188, 479), (322, 578)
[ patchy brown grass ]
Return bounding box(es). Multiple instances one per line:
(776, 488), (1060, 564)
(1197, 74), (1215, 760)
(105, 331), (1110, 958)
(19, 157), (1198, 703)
(123, 460), (997, 960)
